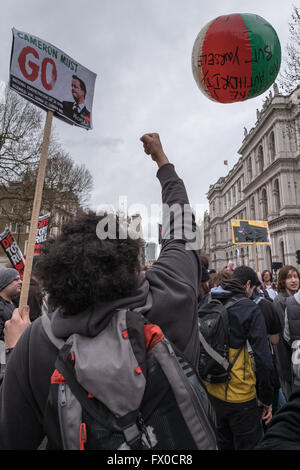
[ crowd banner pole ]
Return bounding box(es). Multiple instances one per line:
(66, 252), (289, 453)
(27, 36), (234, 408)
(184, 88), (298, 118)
(252, 243), (259, 273)
(19, 110), (53, 313)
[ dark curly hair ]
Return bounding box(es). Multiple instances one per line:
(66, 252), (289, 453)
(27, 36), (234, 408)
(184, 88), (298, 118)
(36, 212), (144, 314)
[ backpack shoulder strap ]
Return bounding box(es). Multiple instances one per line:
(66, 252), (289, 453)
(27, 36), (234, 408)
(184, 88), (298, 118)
(223, 295), (246, 310)
(41, 314), (65, 350)
(198, 328), (230, 371)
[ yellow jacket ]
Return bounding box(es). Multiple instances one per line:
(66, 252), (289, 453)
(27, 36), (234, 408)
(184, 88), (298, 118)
(204, 345), (257, 403)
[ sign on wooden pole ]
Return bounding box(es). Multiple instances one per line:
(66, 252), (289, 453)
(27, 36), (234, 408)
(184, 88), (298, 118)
(18, 110), (53, 311)
(9, 28), (96, 314)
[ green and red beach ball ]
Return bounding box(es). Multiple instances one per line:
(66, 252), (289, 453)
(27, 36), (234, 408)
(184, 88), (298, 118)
(192, 13), (281, 103)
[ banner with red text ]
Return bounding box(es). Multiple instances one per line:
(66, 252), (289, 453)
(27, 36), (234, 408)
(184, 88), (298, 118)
(0, 228), (25, 276)
(34, 212), (51, 256)
(10, 28), (97, 129)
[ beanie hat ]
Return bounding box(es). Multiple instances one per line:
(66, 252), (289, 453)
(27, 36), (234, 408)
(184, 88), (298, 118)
(0, 268), (19, 291)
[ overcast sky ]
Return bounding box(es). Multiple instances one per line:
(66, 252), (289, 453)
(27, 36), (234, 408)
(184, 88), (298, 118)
(0, 0), (297, 241)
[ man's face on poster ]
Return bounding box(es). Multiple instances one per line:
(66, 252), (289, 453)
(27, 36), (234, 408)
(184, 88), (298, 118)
(72, 78), (85, 104)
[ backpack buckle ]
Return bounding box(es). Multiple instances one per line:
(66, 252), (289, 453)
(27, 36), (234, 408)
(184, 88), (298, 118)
(123, 423), (142, 448)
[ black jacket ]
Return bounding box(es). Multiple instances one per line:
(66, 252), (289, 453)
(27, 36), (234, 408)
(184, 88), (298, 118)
(0, 163), (202, 450)
(256, 385), (300, 450)
(0, 297), (15, 341)
(203, 283), (274, 405)
(273, 292), (293, 384)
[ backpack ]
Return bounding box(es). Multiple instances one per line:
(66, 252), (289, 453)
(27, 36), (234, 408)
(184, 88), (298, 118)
(198, 294), (245, 385)
(41, 308), (217, 450)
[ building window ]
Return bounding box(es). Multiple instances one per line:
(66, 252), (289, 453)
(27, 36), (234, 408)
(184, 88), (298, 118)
(213, 229), (216, 246)
(261, 188), (268, 220)
(273, 179), (281, 213)
(257, 145), (264, 173)
(238, 180), (241, 200)
(250, 196), (256, 220)
(280, 240), (285, 265)
(247, 157), (252, 180)
(269, 131), (276, 161)
(10, 222), (17, 233)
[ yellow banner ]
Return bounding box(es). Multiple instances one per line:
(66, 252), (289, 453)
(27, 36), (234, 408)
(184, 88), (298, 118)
(231, 219), (270, 245)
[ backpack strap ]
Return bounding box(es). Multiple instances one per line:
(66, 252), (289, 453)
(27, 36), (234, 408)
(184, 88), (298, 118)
(55, 346), (145, 450)
(223, 295), (246, 309)
(198, 295), (246, 372)
(41, 314), (65, 350)
(224, 345), (244, 401)
(198, 329), (230, 371)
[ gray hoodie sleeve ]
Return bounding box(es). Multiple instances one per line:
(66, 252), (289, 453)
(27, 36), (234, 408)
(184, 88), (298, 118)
(145, 164), (202, 367)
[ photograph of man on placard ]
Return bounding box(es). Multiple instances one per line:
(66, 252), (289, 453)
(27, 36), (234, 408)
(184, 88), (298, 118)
(63, 75), (91, 127)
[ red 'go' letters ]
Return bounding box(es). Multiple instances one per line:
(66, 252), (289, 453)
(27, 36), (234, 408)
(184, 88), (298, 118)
(18, 46), (57, 91)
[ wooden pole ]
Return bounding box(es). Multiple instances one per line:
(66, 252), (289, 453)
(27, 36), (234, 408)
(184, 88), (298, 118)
(252, 243), (258, 273)
(19, 110), (53, 312)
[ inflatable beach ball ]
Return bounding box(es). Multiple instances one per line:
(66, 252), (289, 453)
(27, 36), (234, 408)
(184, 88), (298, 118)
(192, 13), (281, 103)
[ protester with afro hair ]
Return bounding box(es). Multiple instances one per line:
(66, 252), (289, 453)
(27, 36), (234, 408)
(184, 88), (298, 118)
(0, 133), (204, 450)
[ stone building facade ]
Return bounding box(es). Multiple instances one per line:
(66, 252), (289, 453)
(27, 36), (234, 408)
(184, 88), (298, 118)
(203, 83), (300, 273)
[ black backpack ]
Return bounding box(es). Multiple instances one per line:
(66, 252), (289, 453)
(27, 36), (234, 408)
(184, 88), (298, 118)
(198, 294), (245, 385)
(42, 307), (217, 450)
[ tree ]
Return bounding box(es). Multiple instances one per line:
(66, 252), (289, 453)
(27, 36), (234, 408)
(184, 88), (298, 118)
(43, 151), (93, 209)
(0, 87), (93, 229)
(279, 5), (300, 94)
(0, 88), (43, 183)
(0, 150), (93, 228)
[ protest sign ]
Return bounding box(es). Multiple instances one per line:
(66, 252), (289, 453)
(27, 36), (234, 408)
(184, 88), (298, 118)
(0, 228), (25, 276)
(17, 110), (53, 311)
(231, 219), (270, 245)
(9, 29), (96, 310)
(10, 28), (97, 129)
(34, 212), (50, 255)
(231, 219), (270, 272)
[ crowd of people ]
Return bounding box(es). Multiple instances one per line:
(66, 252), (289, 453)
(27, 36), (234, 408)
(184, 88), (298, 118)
(0, 133), (299, 451)
(198, 259), (300, 449)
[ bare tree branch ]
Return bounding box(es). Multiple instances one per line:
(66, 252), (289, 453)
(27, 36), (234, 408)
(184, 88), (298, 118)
(279, 5), (300, 94)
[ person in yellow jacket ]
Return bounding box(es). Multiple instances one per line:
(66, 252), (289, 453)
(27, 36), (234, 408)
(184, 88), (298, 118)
(205, 266), (274, 450)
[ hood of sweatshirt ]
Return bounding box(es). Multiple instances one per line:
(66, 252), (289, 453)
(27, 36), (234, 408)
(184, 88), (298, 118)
(210, 285), (232, 300)
(210, 278), (247, 299)
(50, 275), (151, 339)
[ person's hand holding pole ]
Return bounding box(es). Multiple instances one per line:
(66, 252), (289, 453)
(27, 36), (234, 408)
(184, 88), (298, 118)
(140, 133), (169, 168)
(4, 306), (31, 349)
